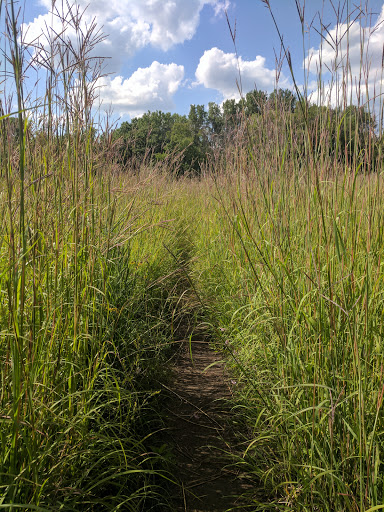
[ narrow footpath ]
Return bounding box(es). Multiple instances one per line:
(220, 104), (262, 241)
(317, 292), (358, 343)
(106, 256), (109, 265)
(164, 339), (250, 511)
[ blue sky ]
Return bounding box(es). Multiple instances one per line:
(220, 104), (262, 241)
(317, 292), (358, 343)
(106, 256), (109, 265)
(19, 0), (384, 122)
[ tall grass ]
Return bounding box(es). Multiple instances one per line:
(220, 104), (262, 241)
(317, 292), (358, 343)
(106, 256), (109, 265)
(186, 2), (384, 510)
(0, 2), (192, 509)
(2, 0), (384, 510)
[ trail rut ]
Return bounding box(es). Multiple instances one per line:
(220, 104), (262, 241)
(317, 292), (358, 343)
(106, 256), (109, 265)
(164, 340), (249, 511)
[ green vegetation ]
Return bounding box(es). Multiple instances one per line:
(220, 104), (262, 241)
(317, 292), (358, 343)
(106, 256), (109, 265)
(111, 87), (381, 176)
(0, 3), (189, 510)
(2, 0), (384, 510)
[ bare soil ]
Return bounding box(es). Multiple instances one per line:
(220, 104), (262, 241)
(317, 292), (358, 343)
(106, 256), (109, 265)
(163, 340), (250, 512)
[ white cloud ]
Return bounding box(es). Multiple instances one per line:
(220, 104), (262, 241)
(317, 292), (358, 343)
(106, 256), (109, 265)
(96, 61), (184, 117)
(24, 0), (221, 117)
(211, 0), (231, 16)
(305, 5), (384, 108)
(195, 47), (289, 99)
(25, 0), (229, 72)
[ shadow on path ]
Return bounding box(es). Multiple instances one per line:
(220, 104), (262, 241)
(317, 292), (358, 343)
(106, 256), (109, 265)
(164, 340), (250, 512)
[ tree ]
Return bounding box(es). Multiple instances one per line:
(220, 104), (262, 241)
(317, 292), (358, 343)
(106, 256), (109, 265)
(131, 110), (174, 157)
(207, 102), (224, 137)
(167, 117), (200, 174)
(111, 120), (133, 165)
(188, 105), (210, 167)
(269, 88), (297, 113)
(112, 111), (177, 165)
(189, 105), (208, 140)
(245, 89), (268, 116)
(338, 105), (376, 167)
(222, 99), (240, 130)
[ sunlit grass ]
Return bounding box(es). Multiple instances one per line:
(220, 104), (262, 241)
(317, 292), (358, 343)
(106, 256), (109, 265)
(2, 0), (384, 510)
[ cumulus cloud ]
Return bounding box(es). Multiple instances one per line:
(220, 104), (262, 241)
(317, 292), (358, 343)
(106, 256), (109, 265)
(24, 0), (228, 71)
(195, 47), (289, 99)
(305, 5), (384, 107)
(23, 0), (219, 117)
(96, 61), (184, 118)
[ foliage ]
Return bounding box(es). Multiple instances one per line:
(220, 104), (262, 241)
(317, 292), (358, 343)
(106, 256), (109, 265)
(109, 86), (382, 176)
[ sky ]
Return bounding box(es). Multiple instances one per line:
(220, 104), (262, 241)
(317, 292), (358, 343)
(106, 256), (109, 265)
(15, 0), (384, 122)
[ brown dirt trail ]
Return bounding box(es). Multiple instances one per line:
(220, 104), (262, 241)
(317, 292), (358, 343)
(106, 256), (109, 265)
(164, 339), (249, 512)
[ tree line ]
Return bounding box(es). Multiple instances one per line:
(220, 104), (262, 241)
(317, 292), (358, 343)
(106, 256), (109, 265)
(1, 88), (382, 176)
(111, 88), (382, 175)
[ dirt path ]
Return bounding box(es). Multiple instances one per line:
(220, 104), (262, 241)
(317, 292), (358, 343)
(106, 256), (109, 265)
(164, 340), (249, 511)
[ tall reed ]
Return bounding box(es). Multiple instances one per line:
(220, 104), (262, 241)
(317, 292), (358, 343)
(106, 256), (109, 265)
(0, 2), (182, 509)
(189, 2), (384, 510)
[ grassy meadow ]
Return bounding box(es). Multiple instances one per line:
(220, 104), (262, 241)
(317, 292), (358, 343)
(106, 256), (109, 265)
(1, 0), (384, 510)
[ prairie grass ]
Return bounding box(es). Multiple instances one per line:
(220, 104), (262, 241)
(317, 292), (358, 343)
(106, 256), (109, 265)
(186, 3), (384, 510)
(2, 0), (384, 510)
(190, 165), (384, 510)
(0, 142), (186, 508)
(0, 2), (194, 509)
